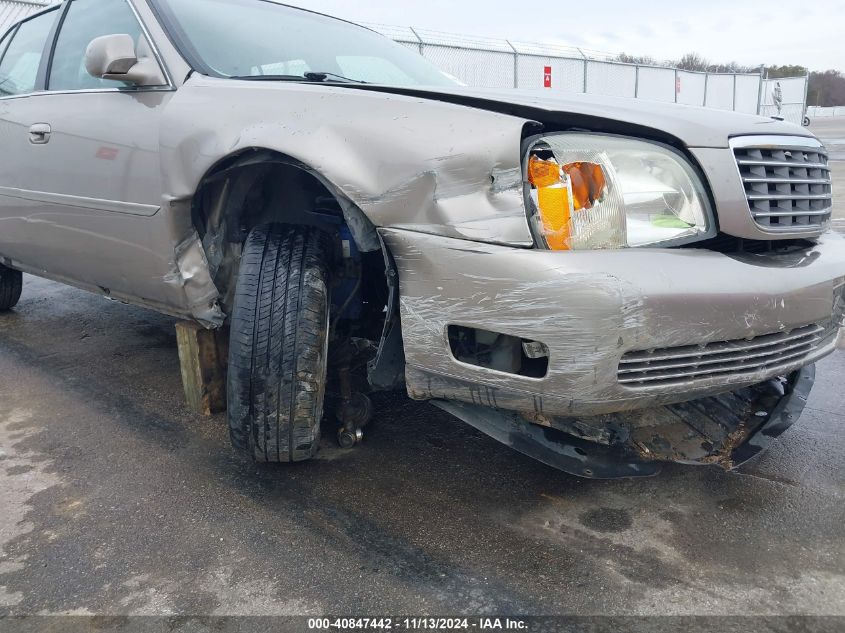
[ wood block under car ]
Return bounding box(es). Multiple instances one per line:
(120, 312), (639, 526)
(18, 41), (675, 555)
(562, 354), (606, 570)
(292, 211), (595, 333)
(175, 321), (229, 416)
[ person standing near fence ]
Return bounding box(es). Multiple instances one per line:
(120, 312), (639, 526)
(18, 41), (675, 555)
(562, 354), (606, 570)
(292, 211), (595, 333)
(773, 81), (784, 115)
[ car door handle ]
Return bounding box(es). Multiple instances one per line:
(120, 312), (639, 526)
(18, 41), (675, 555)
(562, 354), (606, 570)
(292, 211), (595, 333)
(29, 123), (51, 144)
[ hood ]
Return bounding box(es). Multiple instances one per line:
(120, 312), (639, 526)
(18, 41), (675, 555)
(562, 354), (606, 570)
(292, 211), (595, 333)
(342, 84), (812, 149)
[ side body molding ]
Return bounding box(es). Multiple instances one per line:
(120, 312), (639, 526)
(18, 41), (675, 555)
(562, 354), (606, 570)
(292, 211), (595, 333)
(0, 186), (160, 217)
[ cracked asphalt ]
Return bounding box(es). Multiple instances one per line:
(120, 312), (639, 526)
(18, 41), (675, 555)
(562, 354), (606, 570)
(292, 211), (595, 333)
(0, 122), (843, 617)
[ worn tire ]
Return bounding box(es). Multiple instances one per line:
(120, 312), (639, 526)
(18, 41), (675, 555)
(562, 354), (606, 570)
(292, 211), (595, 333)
(0, 264), (22, 312)
(227, 224), (332, 463)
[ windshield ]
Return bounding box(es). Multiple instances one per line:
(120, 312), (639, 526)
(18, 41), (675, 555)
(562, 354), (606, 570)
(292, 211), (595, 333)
(155, 0), (458, 87)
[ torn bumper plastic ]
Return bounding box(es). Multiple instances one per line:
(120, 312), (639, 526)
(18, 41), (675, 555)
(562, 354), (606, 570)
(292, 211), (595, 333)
(381, 228), (845, 417)
(435, 365), (815, 479)
(168, 232), (226, 328)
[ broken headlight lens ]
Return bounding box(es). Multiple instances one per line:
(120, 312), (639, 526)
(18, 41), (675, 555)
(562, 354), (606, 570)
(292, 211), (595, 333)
(526, 133), (715, 250)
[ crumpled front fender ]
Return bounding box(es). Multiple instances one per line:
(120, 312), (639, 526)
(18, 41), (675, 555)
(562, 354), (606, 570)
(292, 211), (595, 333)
(160, 76), (536, 247)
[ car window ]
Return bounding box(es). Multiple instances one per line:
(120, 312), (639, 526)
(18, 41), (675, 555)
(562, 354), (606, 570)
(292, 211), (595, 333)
(253, 60), (311, 77)
(48, 0), (144, 91)
(156, 0), (457, 87)
(0, 27), (15, 64)
(336, 56), (415, 86)
(0, 10), (56, 97)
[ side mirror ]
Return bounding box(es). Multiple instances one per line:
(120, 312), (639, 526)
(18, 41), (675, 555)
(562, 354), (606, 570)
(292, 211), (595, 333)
(85, 33), (166, 87)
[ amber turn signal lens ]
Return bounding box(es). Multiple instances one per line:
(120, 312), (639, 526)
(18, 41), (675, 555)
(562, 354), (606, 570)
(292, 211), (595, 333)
(562, 162), (606, 210)
(528, 156), (561, 188)
(537, 187), (571, 250)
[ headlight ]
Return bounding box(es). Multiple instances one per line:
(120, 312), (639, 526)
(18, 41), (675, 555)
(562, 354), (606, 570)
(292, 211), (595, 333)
(525, 133), (715, 250)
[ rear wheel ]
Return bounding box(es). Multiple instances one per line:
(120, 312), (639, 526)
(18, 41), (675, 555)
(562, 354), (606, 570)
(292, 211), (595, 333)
(0, 264), (22, 311)
(227, 224), (333, 463)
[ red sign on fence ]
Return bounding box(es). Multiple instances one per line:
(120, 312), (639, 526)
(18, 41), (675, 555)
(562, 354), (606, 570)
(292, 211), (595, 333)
(544, 66), (552, 88)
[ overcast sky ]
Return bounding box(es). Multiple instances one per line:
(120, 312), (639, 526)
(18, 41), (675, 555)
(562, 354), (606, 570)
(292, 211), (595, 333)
(283, 0), (845, 71)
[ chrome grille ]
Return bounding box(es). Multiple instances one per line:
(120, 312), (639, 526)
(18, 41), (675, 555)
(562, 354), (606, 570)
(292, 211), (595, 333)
(618, 324), (830, 387)
(733, 141), (832, 231)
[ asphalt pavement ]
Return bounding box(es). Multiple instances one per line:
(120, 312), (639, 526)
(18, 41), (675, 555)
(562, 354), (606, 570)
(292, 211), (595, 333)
(0, 124), (844, 619)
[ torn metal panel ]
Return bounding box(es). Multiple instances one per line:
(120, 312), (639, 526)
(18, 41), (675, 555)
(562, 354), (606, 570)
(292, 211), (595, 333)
(434, 400), (662, 480)
(336, 196), (381, 253)
(435, 366), (814, 479)
(167, 232), (226, 327)
(160, 76), (535, 247)
(381, 228), (845, 417)
(729, 365), (814, 466)
(367, 236), (406, 391)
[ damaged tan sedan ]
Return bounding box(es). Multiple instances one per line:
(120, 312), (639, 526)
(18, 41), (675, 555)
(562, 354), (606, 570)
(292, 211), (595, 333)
(1, 0), (843, 478)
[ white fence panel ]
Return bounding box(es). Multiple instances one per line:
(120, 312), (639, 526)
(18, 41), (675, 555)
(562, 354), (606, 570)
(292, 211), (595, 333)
(637, 66), (675, 102)
(759, 103), (805, 125)
(734, 75), (761, 114)
(761, 76), (806, 106)
(586, 61), (636, 98)
(807, 106), (845, 117)
(705, 74), (735, 110)
(397, 40), (421, 54)
(676, 71), (705, 106)
(516, 54), (584, 92)
(760, 76), (808, 125)
(421, 44), (515, 89)
(0, 0), (49, 35)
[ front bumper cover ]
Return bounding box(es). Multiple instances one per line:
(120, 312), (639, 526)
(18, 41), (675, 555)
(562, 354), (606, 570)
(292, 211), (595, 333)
(435, 365), (815, 479)
(381, 228), (845, 417)
(381, 228), (844, 478)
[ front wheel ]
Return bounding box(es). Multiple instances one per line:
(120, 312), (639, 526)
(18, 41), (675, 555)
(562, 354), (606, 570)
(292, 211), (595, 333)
(0, 264), (22, 312)
(227, 224), (332, 463)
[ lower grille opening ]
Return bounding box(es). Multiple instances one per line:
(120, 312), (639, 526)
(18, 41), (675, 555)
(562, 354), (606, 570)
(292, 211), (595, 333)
(618, 324), (831, 388)
(448, 325), (549, 378)
(683, 234), (816, 255)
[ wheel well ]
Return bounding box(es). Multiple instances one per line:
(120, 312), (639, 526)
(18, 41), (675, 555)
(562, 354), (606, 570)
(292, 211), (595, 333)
(193, 149), (350, 247)
(191, 149), (372, 306)
(191, 148), (403, 390)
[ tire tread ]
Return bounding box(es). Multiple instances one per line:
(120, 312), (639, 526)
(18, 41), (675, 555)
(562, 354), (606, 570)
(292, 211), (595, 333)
(227, 224), (331, 463)
(0, 264), (22, 312)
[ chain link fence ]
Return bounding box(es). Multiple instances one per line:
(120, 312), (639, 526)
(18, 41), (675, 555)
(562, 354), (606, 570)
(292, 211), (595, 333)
(1, 1), (811, 125)
(758, 76), (809, 124)
(372, 24), (810, 125)
(0, 0), (49, 33)
(807, 106), (845, 118)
